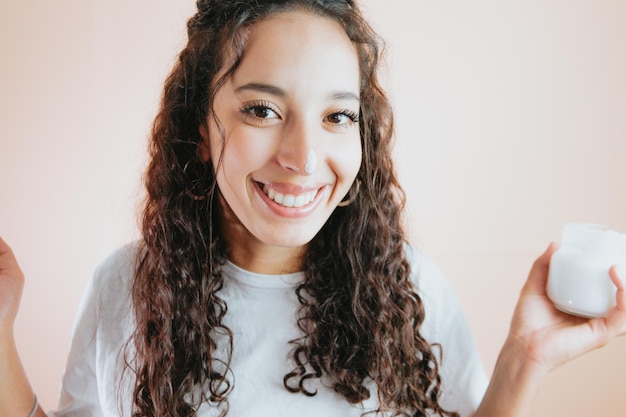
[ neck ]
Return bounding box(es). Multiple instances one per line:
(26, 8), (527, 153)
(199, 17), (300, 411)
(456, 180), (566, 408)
(228, 242), (306, 275)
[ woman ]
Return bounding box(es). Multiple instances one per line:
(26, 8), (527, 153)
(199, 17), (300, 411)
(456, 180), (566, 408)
(1, 0), (625, 416)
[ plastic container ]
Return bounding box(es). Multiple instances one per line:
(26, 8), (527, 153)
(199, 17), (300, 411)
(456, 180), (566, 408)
(547, 223), (626, 318)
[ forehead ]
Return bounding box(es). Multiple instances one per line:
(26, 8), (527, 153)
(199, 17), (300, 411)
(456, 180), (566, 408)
(230, 9), (361, 94)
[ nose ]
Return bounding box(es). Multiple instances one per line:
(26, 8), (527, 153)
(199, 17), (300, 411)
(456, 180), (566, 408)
(276, 117), (317, 175)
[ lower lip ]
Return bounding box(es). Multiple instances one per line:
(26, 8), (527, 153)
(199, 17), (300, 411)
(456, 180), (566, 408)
(253, 182), (327, 218)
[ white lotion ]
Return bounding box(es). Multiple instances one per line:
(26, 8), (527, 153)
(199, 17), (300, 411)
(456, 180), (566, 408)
(547, 223), (626, 318)
(304, 150), (317, 174)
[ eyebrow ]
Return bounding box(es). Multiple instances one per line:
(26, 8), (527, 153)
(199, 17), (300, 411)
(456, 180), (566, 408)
(235, 83), (286, 97)
(329, 91), (360, 102)
(235, 82), (360, 102)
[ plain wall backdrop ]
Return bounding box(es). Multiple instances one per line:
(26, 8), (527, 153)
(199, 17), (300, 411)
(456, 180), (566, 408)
(1, 0), (625, 415)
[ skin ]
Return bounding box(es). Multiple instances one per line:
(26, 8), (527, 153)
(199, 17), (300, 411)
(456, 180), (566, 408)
(1, 10), (625, 417)
(200, 11), (362, 275)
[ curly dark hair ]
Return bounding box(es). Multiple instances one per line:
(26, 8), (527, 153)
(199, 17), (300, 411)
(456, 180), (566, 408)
(129, 1), (459, 416)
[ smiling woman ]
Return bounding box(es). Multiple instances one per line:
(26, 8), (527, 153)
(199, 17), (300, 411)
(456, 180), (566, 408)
(1, 1), (626, 417)
(125, 2), (470, 415)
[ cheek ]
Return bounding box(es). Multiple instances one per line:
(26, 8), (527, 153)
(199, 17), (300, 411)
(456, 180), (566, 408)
(351, 141), (363, 176)
(212, 126), (274, 181)
(334, 134), (363, 181)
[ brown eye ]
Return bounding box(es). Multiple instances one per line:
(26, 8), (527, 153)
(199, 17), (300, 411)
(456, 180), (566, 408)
(325, 110), (359, 125)
(252, 106), (274, 119)
(240, 101), (280, 123)
(327, 113), (344, 124)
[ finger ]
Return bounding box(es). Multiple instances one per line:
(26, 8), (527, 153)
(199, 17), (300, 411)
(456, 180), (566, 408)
(0, 235), (16, 258)
(0, 235), (10, 253)
(607, 265), (626, 336)
(0, 236), (23, 278)
(522, 242), (559, 295)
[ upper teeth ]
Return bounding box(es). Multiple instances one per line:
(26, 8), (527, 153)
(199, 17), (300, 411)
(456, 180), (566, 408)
(263, 185), (318, 208)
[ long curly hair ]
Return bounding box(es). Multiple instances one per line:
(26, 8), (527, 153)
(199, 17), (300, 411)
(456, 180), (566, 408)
(129, 1), (459, 416)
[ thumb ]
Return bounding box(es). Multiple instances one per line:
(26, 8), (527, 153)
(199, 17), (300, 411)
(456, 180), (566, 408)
(0, 236), (24, 279)
(521, 242), (558, 296)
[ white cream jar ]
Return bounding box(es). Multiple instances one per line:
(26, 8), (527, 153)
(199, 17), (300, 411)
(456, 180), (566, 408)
(547, 223), (626, 318)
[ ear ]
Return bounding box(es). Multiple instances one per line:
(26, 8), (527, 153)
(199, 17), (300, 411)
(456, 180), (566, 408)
(198, 124), (211, 162)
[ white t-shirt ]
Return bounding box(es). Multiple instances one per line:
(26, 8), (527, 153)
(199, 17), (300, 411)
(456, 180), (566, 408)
(48, 244), (488, 417)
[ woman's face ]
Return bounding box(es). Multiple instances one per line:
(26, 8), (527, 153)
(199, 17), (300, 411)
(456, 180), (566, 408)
(203, 10), (361, 271)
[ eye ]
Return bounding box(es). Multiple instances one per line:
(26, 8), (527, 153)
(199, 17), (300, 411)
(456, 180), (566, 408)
(325, 109), (360, 126)
(240, 101), (281, 123)
(249, 106), (277, 119)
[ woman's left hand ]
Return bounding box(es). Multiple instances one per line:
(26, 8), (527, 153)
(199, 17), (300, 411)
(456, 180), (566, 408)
(475, 245), (626, 417)
(507, 243), (626, 375)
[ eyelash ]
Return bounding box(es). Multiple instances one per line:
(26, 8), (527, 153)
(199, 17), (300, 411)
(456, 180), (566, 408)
(238, 102), (360, 126)
(331, 109), (360, 124)
(239, 101), (279, 121)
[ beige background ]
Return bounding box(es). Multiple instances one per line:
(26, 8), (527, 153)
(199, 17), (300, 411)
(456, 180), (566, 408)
(1, 0), (625, 415)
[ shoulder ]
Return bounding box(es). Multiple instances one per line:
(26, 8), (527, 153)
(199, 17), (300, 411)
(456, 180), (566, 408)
(49, 243), (140, 416)
(404, 245), (488, 414)
(86, 241), (141, 321)
(403, 244), (466, 340)
(93, 241), (140, 283)
(404, 244), (455, 307)
(91, 241), (140, 293)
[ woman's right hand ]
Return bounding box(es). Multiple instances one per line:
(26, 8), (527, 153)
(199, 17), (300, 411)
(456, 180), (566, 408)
(0, 236), (25, 339)
(0, 237), (45, 417)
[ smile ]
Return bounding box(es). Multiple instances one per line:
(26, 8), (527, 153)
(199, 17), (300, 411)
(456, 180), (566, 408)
(262, 185), (318, 208)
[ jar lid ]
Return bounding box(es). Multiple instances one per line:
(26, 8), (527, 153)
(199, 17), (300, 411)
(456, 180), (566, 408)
(562, 223), (626, 254)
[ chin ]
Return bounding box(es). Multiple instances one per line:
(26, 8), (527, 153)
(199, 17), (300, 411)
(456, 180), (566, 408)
(257, 231), (317, 249)
(269, 236), (314, 249)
